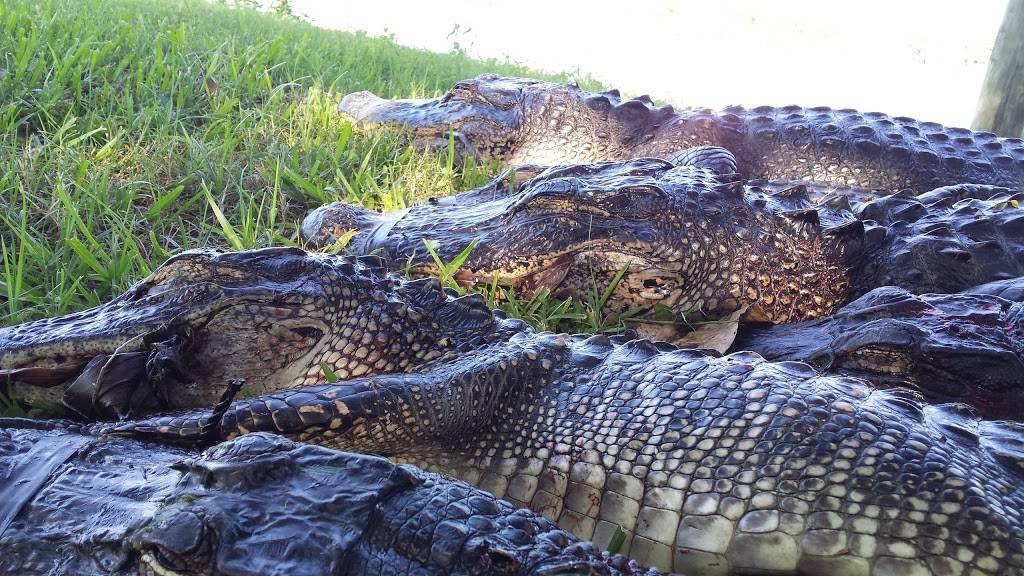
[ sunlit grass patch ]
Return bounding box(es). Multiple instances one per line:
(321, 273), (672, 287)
(0, 0), (604, 328)
(0, 0), (635, 355)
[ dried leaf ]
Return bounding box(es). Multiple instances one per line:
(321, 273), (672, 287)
(669, 305), (748, 353)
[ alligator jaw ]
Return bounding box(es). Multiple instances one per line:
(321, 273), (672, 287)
(339, 81), (524, 162)
(0, 278), (235, 418)
(339, 90), (434, 124)
(0, 363), (90, 387)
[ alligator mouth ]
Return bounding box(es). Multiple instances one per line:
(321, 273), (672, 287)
(435, 244), (669, 306)
(0, 362), (92, 387)
(0, 321), (200, 420)
(338, 90), (518, 160)
(340, 91), (462, 133)
(445, 253), (576, 296)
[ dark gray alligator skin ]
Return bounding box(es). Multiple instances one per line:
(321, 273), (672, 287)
(111, 328), (1024, 575)
(0, 426), (657, 576)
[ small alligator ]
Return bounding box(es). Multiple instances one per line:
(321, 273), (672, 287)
(5, 247), (1023, 574)
(302, 157), (1024, 326)
(107, 320), (1024, 575)
(339, 75), (1024, 192)
(0, 426), (654, 575)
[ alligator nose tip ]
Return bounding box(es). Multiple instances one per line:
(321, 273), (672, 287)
(301, 202), (382, 250)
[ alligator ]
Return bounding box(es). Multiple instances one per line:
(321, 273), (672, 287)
(302, 157), (1024, 327)
(104, 317), (1024, 575)
(965, 275), (1024, 302)
(0, 426), (656, 575)
(4, 245), (1023, 574)
(5, 243), (1021, 420)
(339, 74), (1024, 193)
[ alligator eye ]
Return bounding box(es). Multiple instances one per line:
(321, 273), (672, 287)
(598, 184), (670, 215)
(449, 82), (475, 98)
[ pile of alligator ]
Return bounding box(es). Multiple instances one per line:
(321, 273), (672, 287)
(4, 75), (1024, 576)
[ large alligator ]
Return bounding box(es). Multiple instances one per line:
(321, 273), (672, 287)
(339, 75), (1024, 192)
(106, 318), (1024, 575)
(302, 157), (1024, 326)
(0, 426), (655, 575)
(3, 245), (1022, 420)
(4, 247), (1024, 574)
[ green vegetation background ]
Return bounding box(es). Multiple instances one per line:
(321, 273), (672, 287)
(0, 0), (616, 336)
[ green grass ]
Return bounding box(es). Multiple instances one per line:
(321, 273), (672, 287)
(0, 0), (637, 347)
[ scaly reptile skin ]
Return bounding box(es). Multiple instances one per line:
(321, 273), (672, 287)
(303, 158), (1024, 324)
(732, 286), (1024, 419)
(2, 243), (1020, 427)
(0, 427), (654, 575)
(113, 327), (1024, 575)
(339, 75), (1024, 192)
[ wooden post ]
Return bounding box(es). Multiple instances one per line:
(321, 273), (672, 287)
(972, 0), (1024, 137)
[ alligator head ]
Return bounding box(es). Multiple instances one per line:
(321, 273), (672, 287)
(733, 285), (1024, 418)
(0, 247), (499, 419)
(340, 74), (666, 166)
(306, 157), (865, 325)
(131, 432), (652, 576)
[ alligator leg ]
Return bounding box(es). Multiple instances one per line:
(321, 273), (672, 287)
(663, 146), (738, 177)
(110, 333), (1024, 575)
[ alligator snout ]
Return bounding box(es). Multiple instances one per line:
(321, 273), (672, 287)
(339, 90), (436, 126)
(301, 202), (390, 250)
(338, 90), (389, 121)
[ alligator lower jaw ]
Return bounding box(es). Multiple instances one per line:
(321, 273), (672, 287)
(0, 361), (91, 387)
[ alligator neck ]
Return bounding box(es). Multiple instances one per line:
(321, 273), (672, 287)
(682, 214), (850, 323)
